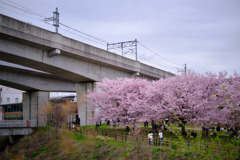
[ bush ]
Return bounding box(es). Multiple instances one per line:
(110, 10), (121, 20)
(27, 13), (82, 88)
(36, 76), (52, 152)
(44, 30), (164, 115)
(32, 146), (47, 157)
(184, 151), (193, 157)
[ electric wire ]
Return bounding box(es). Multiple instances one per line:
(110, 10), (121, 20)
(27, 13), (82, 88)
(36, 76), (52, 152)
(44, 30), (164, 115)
(60, 23), (109, 44)
(138, 41), (182, 66)
(0, 1), (46, 19)
(0, 0), (181, 73)
(138, 52), (179, 69)
(0, 5), (52, 27)
(59, 27), (106, 47)
(138, 54), (179, 70)
(5, 0), (48, 18)
(137, 55), (176, 73)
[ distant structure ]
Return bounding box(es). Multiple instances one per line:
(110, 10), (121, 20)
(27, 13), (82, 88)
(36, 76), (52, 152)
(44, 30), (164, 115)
(0, 85), (23, 120)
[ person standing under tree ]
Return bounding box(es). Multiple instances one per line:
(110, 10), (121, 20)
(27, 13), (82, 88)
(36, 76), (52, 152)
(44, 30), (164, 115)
(148, 132), (154, 146)
(151, 120), (155, 131)
(96, 120), (99, 129)
(158, 130), (163, 145)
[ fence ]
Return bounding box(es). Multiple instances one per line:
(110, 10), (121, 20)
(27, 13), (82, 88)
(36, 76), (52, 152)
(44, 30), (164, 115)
(0, 120), (38, 128)
(69, 127), (238, 153)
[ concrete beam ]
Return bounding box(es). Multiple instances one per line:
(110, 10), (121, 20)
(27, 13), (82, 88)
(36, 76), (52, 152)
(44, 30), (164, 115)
(0, 128), (33, 136)
(0, 66), (76, 92)
(0, 14), (174, 82)
(0, 39), (131, 82)
(48, 48), (61, 57)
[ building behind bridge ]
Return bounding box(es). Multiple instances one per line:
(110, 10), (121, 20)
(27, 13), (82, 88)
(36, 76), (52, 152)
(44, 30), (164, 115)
(0, 85), (23, 120)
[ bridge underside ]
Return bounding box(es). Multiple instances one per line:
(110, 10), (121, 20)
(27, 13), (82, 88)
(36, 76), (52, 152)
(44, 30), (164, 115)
(0, 14), (175, 127)
(0, 63), (76, 92)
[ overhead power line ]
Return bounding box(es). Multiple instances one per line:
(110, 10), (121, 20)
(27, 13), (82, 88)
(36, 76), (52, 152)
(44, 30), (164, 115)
(138, 54), (179, 70)
(60, 23), (109, 44)
(5, 0), (48, 18)
(0, 0), (182, 74)
(138, 41), (182, 67)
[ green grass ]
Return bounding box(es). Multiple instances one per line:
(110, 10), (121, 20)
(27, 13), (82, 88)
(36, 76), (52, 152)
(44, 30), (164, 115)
(2, 124), (239, 160)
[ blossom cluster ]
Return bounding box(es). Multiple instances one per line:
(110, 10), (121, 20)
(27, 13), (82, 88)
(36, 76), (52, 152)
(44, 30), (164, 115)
(87, 71), (240, 126)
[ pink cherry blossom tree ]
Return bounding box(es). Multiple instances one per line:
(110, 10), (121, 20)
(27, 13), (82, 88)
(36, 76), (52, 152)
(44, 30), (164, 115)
(87, 71), (239, 135)
(87, 77), (150, 125)
(214, 72), (240, 126)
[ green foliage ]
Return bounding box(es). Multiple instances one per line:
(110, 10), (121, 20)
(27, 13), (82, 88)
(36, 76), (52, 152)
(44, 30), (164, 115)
(161, 148), (169, 152)
(152, 147), (160, 154)
(39, 125), (52, 132)
(56, 138), (61, 143)
(103, 150), (110, 154)
(184, 151), (193, 157)
(168, 151), (176, 160)
(152, 153), (160, 160)
(170, 143), (177, 150)
(32, 145), (47, 157)
(124, 152), (130, 157)
(73, 133), (84, 142)
(94, 143), (102, 150)
(93, 154), (100, 159)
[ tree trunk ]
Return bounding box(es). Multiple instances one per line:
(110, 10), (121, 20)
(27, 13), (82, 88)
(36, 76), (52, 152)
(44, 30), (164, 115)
(181, 123), (187, 135)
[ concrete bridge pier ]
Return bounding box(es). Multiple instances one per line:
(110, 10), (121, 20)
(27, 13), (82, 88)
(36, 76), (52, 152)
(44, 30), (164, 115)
(77, 82), (96, 126)
(9, 135), (23, 144)
(22, 91), (49, 125)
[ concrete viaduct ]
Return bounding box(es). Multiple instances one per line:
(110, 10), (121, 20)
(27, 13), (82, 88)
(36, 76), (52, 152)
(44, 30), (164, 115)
(0, 14), (174, 128)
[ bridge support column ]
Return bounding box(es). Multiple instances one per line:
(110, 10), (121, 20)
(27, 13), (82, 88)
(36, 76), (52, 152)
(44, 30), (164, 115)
(22, 91), (49, 126)
(9, 135), (22, 144)
(76, 82), (96, 126)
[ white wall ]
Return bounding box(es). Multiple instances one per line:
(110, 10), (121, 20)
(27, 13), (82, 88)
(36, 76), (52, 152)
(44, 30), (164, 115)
(0, 85), (23, 105)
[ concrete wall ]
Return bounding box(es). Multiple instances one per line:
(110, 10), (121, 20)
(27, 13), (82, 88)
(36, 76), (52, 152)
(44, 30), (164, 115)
(0, 128), (32, 136)
(22, 91), (49, 123)
(0, 85), (22, 104)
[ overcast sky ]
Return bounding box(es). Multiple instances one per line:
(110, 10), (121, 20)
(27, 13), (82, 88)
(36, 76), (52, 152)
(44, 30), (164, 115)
(0, 0), (239, 76)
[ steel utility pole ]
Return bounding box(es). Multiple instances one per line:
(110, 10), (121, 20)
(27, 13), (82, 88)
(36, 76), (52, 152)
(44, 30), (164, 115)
(107, 39), (138, 61)
(184, 63), (187, 73)
(53, 7), (59, 33)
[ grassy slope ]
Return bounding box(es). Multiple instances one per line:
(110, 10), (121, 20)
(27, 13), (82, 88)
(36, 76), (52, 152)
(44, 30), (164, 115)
(0, 125), (238, 160)
(0, 126), (189, 160)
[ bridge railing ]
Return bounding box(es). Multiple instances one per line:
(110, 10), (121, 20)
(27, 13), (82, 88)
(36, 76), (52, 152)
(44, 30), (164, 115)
(0, 120), (38, 128)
